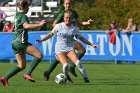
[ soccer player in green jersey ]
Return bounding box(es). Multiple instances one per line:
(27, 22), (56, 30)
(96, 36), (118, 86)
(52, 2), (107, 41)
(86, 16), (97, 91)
(0, 0), (46, 87)
(43, 0), (93, 80)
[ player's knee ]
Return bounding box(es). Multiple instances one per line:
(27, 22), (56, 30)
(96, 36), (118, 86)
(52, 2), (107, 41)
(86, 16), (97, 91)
(37, 53), (43, 59)
(18, 64), (26, 70)
(75, 60), (83, 68)
(21, 66), (26, 70)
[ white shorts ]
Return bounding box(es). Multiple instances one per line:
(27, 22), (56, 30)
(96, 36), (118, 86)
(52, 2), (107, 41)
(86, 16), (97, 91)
(56, 48), (74, 55)
(55, 43), (75, 54)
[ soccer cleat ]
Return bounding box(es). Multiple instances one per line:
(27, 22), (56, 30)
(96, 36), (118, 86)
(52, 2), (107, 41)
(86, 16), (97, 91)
(85, 79), (90, 83)
(43, 71), (50, 81)
(69, 67), (78, 77)
(84, 77), (90, 83)
(66, 75), (73, 83)
(0, 76), (9, 87)
(23, 74), (35, 82)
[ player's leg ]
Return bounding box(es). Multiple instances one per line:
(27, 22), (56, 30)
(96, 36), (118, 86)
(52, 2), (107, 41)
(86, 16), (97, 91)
(69, 42), (86, 77)
(0, 53), (26, 86)
(24, 45), (43, 82)
(74, 42), (86, 59)
(44, 42), (86, 79)
(68, 50), (89, 83)
(56, 52), (73, 83)
(43, 57), (59, 81)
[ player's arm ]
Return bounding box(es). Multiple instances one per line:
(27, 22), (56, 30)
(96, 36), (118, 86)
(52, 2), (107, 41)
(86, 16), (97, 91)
(73, 10), (94, 26)
(36, 32), (54, 43)
(23, 20), (46, 29)
(36, 24), (59, 43)
(76, 34), (99, 48)
(77, 18), (94, 26)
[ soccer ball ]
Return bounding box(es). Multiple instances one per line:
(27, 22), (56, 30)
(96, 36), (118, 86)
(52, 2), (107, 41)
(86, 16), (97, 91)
(55, 73), (66, 84)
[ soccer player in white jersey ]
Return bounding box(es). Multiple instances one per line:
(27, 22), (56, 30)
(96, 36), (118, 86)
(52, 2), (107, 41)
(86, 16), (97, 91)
(43, 0), (94, 80)
(36, 11), (99, 83)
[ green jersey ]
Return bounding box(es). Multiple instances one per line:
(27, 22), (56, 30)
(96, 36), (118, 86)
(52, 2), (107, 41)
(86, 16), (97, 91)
(13, 12), (29, 43)
(12, 12), (32, 54)
(55, 10), (79, 26)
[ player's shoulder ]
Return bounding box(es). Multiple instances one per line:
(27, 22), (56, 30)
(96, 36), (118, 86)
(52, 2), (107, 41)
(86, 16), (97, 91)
(54, 22), (63, 29)
(58, 9), (77, 14)
(16, 12), (25, 15)
(58, 10), (65, 14)
(16, 12), (26, 17)
(59, 22), (65, 28)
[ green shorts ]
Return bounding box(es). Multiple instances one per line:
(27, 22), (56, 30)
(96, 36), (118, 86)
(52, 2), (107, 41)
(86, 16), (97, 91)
(12, 42), (32, 54)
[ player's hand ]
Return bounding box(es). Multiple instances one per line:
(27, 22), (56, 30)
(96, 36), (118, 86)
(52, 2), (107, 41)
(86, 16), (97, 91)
(35, 39), (42, 43)
(87, 19), (94, 24)
(39, 20), (47, 26)
(91, 44), (100, 48)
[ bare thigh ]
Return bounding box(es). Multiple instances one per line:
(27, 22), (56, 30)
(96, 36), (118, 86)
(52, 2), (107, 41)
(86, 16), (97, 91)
(74, 42), (86, 54)
(26, 45), (42, 59)
(16, 53), (26, 69)
(67, 50), (79, 64)
(56, 52), (68, 65)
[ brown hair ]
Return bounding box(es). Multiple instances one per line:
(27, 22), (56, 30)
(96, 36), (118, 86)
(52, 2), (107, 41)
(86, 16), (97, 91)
(64, 10), (72, 15)
(64, 0), (72, 3)
(17, 0), (29, 10)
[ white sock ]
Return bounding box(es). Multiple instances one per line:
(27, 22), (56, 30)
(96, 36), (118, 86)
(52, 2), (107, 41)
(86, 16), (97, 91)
(62, 63), (69, 76)
(75, 60), (88, 79)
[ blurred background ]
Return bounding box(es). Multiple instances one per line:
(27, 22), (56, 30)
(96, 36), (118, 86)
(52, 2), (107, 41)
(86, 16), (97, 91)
(1, 0), (140, 30)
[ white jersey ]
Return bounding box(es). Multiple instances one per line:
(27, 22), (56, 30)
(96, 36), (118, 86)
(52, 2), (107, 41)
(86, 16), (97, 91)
(52, 22), (81, 53)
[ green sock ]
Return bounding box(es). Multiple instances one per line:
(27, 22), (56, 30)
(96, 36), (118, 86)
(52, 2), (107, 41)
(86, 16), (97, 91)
(70, 51), (84, 69)
(26, 57), (41, 75)
(47, 58), (59, 73)
(76, 51), (85, 60)
(5, 66), (22, 80)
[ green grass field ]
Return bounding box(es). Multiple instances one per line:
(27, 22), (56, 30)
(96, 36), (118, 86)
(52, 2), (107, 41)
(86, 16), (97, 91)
(0, 62), (140, 93)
